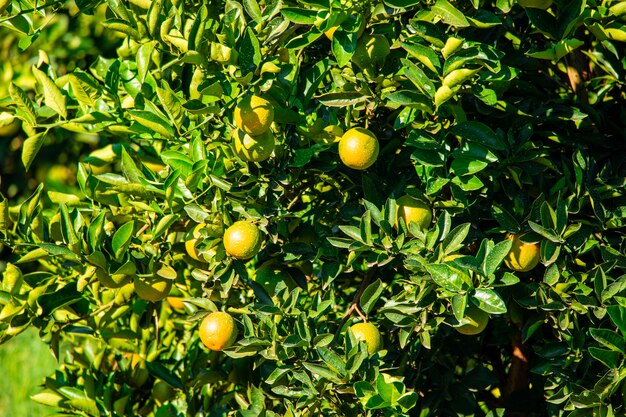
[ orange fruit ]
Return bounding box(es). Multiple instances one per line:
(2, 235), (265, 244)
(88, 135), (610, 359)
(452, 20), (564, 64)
(504, 233), (540, 272)
(199, 311), (238, 351)
(185, 223), (206, 262)
(350, 322), (383, 354)
(166, 296), (185, 311)
(234, 95), (274, 136)
(338, 127), (379, 170)
(223, 221), (262, 260)
(233, 128), (275, 162)
(395, 195), (432, 233)
(455, 306), (489, 335)
(133, 276), (173, 302)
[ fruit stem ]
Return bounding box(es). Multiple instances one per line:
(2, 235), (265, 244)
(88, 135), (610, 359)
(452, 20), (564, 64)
(332, 268), (375, 344)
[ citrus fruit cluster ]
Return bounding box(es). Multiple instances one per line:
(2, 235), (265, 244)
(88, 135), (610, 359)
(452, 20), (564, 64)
(233, 94), (275, 162)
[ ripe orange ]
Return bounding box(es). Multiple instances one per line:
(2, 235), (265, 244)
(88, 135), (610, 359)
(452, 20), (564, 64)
(185, 223), (206, 262)
(338, 127), (379, 170)
(395, 195), (432, 233)
(199, 311), (238, 351)
(504, 233), (540, 272)
(455, 306), (489, 335)
(350, 322), (383, 354)
(133, 276), (173, 302)
(233, 128), (275, 162)
(166, 296), (185, 311)
(223, 221), (262, 260)
(234, 95), (274, 136)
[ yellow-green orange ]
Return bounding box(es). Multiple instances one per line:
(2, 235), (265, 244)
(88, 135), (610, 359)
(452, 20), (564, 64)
(504, 233), (540, 272)
(223, 221), (262, 260)
(96, 267), (133, 289)
(126, 354), (149, 387)
(338, 127), (379, 170)
(0, 112), (21, 137)
(234, 95), (274, 136)
(133, 276), (172, 302)
(185, 223), (206, 262)
(395, 195), (432, 233)
(353, 34), (390, 71)
(152, 380), (176, 404)
(199, 311), (238, 351)
(350, 322), (383, 354)
(233, 128), (275, 162)
(455, 306), (489, 335)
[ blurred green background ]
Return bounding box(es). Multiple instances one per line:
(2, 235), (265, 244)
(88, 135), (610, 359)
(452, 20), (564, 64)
(0, 328), (57, 417)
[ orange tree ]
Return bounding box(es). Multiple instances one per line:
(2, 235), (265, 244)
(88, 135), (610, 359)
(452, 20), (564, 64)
(1, 0), (626, 416)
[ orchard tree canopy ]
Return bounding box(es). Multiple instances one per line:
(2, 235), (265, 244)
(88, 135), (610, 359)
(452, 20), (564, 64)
(1, 0), (626, 416)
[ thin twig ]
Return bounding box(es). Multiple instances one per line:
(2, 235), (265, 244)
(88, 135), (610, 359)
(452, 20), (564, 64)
(332, 267), (376, 344)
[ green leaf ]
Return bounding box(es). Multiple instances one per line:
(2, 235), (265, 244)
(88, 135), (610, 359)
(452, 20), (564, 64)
(9, 83), (37, 125)
(332, 30), (357, 67)
(589, 328), (625, 353)
(471, 288), (506, 314)
(400, 41), (441, 73)
(360, 279), (384, 315)
(449, 121), (505, 151)
(239, 27), (261, 74)
(425, 264), (465, 292)
(302, 362), (342, 383)
(607, 305), (626, 336)
(483, 239), (512, 276)
(112, 221), (134, 259)
(146, 361), (185, 389)
(442, 223), (470, 255)
(491, 204), (519, 232)
(529, 221), (561, 243)
(128, 110), (175, 139)
(280, 7), (318, 24)
(21, 132), (46, 171)
(588, 347), (620, 369)
(37, 243), (80, 261)
(384, 0), (421, 7)
(317, 347), (346, 376)
(315, 91), (370, 107)
(432, 0), (470, 28)
(401, 58), (436, 98)
(38, 282), (83, 317)
(32, 66), (67, 119)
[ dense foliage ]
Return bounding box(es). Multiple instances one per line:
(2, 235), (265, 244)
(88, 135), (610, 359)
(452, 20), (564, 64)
(1, 0), (626, 416)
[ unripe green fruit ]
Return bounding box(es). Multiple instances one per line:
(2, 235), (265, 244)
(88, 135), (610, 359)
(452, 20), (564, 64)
(455, 306), (489, 335)
(353, 34), (390, 72)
